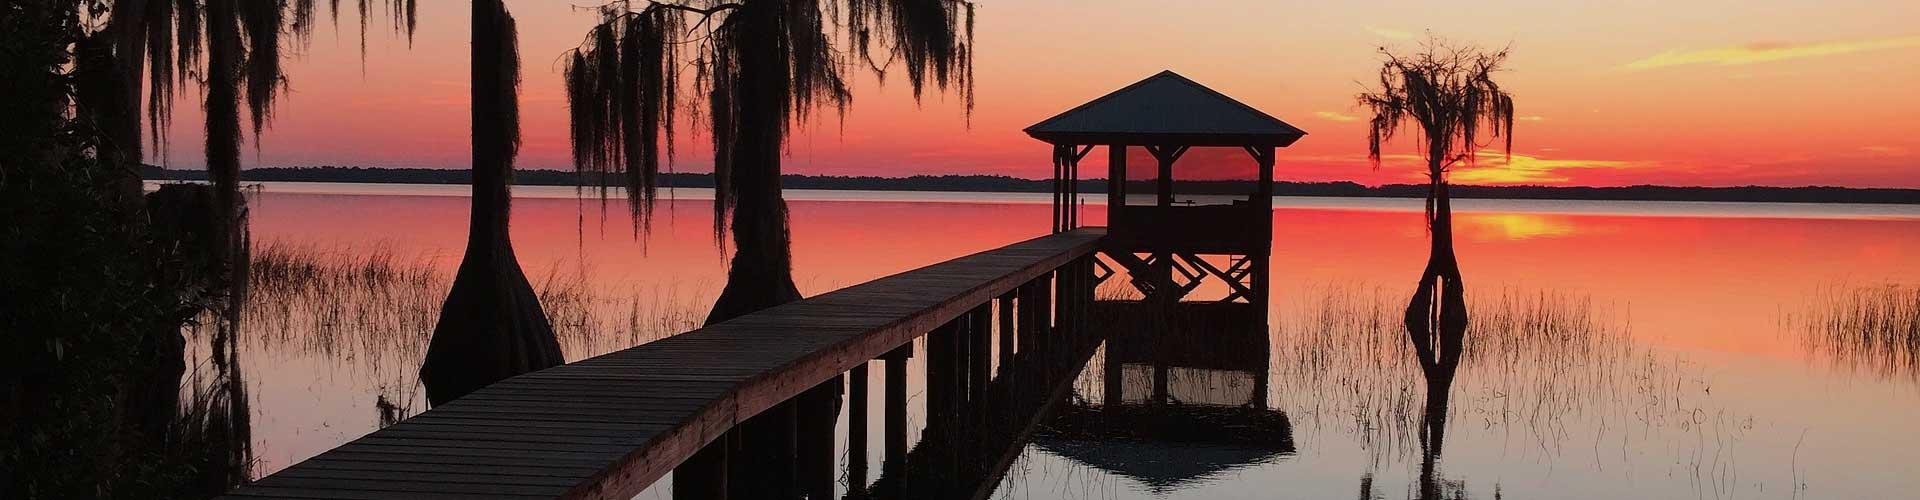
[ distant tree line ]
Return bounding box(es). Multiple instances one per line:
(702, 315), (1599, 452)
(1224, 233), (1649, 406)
(144, 166), (1920, 204)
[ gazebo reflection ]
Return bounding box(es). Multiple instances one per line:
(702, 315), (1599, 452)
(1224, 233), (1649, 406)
(1035, 300), (1292, 493)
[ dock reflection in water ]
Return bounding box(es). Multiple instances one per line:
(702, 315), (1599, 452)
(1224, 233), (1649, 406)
(855, 299), (1290, 500)
(1039, 301), (1292, 495)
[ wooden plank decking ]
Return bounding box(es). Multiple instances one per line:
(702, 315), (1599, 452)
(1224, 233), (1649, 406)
(220, 228), (1106, 500)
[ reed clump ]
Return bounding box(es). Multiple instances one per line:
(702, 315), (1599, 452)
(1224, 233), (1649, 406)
(1797, 283), (1920, 381)
(221, 239), (710, 425)
(1270, 283), (1724, 465)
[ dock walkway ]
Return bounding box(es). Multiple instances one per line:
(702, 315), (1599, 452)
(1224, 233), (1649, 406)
(220, 228), (1106, 500)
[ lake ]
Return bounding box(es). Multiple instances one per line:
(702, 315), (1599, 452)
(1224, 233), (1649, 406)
(197, 181), (1920, 499)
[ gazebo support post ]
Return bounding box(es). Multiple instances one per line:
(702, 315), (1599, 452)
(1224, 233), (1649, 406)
(1051, 144), (1092, 233)
(1070, 149), (1080, 229)
(1246, 145), (1276, 314)
(1143, 145), (1189, 303)
(1051, 145), (1064, 233)
(1107, 145), (1126, 227)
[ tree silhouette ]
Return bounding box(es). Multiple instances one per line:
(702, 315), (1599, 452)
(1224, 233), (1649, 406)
(562, 0), (976, 324)
(75, 0), (417, 296)
(418, 0), (565, 406)
(85, 0), (411, 213)
(1358, 38), (1515, 409)
(3, 2), (414, 494)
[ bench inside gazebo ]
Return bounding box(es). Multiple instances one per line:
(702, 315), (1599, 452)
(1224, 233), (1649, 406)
(1026, 70), (1305, 305)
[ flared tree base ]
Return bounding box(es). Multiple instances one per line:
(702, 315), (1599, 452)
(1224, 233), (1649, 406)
(420, 245), (564, 406)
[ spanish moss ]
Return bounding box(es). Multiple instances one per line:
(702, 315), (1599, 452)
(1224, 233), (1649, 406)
(562, 0), (976, 240)
(1360, 37), (1515, 226)
(1357, 37), (1516, 407)
(96, 0), (415, 178)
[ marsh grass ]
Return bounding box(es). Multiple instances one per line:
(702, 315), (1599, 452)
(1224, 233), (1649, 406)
(217, 239), (711, 427)
(1271, 284), (1734, 469)
(246, 240), (443, 376)
(1795, 283), (1920, 382)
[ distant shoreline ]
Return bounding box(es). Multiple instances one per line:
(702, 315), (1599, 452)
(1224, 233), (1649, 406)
(145, 166), (1920, 204)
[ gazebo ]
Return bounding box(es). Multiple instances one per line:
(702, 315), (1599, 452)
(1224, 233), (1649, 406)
(1025, 70), (1305, 305)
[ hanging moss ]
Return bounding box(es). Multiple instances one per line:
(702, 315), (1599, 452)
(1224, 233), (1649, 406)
(562, 0), (976, 241)
(1357, 37), (1517, 404)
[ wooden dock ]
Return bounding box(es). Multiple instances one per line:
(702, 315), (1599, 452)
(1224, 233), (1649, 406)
(220, 228), (1105, 500)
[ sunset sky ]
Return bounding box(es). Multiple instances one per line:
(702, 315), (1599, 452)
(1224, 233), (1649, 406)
(150, 0), (1920, 188)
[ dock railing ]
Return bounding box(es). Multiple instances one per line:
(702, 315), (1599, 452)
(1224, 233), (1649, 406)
(220, 228), (1106, 500)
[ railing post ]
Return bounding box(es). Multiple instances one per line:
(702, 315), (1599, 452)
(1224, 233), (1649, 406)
(673, 432), (730, 500)
(1036, 272), (1054, 359)
(968, 305), (991, 407)
(1082, 257), (1097, 324)
(1016, 281), (1039, 357)
(1055, 268), (1074, 340)
(997, 293), (1015, 375)
(926, 319), (959, 435)
(848, 362), (869, 495)
(797, 377), (840, 499)
(729, 401), (796, 497)
(881, 344), (912, 493)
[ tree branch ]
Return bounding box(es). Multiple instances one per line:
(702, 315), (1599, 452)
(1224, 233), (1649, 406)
(648, 1), (742, 16)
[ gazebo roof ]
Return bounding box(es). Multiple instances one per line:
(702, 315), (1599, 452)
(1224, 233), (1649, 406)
(1025, 70), (1306, 147)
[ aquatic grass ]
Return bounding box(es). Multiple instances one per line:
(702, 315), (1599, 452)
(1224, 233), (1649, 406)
(212, 239), (713, 428)
(1269, 283), (1729, 467)
(535, 261), (711, 358)
(1796, 283), (1920, 382)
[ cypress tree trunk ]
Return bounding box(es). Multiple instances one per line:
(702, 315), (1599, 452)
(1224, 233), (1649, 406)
(204, 0), (248, 293)
(103, 0), (151, 210)
(704, 0), (802, 326)
(420, 0), (561, 406)
(1411, 177), (1461, 497)
(702, 5), (836, 498)
(205, 0), (240, 217)
(1405, 164), (1468, 409)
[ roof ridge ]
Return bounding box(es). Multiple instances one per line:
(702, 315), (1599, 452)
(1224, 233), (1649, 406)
(1155, 71), (1294, 128)
(1022, 70), (1178, 134)
(1023, 71), (1306, 147)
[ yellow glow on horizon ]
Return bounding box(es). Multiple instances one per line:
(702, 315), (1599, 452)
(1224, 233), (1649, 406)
(1446, 151), (1654, 185)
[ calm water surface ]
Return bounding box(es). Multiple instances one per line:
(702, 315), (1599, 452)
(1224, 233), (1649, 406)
(196, 181), (1920, 499)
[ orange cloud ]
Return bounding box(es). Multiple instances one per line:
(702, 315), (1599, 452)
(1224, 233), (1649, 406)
(1315, 111), (1360, 122)
(1858, 145), (1911, 157)
(1621, 35), (1920, 71)
(1448, 151), (1656, 185)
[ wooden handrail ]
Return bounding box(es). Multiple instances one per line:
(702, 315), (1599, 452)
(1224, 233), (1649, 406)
(219, 228), (1106, 500)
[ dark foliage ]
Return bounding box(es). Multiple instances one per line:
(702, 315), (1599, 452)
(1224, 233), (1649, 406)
(2, 2), (250, 496)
